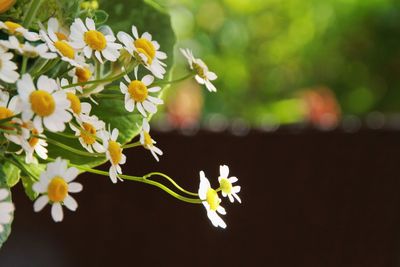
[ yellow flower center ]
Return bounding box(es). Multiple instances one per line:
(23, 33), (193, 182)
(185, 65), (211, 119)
(0, 106), (13, 120)
(55, 32), (68, 41)
(80, 122), (96, 145)
(193, 62), (206, 79)
(143, 131), (153, 147)
(84, 30), (106, 51)
(4, 21), (21, 34)
(75, 67), (92, 83)
(29, 128), (39, 147)
(134, 38), (155, 65)
(206, 188), (219, 211)
(66, 92), (81, 114)
(0, 106), (14, 130)
(128, 80), (148, 102)
(54, 41), (75, 59)
(29, 90), (55, 117)
(108, 140), (122, 165)
(219, 178), (232, 194)
(47, 176), (68, 203)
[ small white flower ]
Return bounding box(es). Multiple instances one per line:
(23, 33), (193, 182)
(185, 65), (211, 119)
(119, 74), (163, 117)
(67, 64), (105, 99)
(0, 46), (19, 83)
(198, 171), (226, 229)
(117, 25), (167, 78)
(139, 119), (163, 161)
(218, 165), (241, 203)
(40, 28), (84, 67)
(0, 188), (14, 232)
(70, 18), (122, 63)
(33, 158), (82, 222)
(180, 48), (217, 92)
(0, 36), (57, 59)
(102, 128), (126, 183)
(0, 90), (20, 122)
(59, 78), (91, 117)
(70, 114), (106, 153)
(17, 74), (72, 132)
(0, 20), (40, 41)
(41, 17), (70, 42)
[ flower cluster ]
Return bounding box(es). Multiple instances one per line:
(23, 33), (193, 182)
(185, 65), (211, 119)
(0, 3), (237, 240)
(198, 165), (241, 228)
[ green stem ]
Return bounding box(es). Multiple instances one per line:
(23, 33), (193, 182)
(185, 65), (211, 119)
(62, 73), (126, 89)
(53, 131), (79, 139)
(95, 93), (122, 99)
(36, 135), (104, 158)
(21, 57), (28, 74)
(144, 172), (199, 197)
(22, 0), (44, 28)
(153, 73), (194, 85)
(73, 165), (202, 204)
(122, 141), (141, 149)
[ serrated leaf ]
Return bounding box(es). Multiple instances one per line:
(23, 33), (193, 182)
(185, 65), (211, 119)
(0, 164), (14, 248)
(3, 162), (21, 187)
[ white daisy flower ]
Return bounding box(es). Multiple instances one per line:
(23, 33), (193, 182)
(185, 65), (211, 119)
(59, 78), (91, 117)
(41, 17), (70, 42)
(4, 118), (48, 164)
(70, 18), (122, 63)
(117, 25), (167, 78)
(70, 114), (106, 153)
(68, 64), (93, 87)
(0, 188), (14, 232)
(0, 46), (19, 83)
(40, 28), (84, 67)
(0, 91), (20, 122)
(32, 157), (82, 222)
(0, 20), (40, 41)
(101, 128), (126, 183)
(22, 125), (48, 164)
(139, 118), (163, 161)
(218, 165), (241, 203)
(198, 171), (226, 229)
(119, 74), (163, 117)
(17, 74), (72, 132)
(0, 36), (56, 59)
(180, 48), (217, 92)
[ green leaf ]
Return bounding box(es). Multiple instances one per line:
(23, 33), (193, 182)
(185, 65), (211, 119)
(2, 162), (21, 188)
(100, 0), (176, 71)
(94, 9), (109, 25)
(21, 175), (39, 201)
(0, 164), (14, 248)
(13, 157), (43, 201)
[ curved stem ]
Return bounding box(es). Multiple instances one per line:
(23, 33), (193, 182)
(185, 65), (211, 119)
(153, 73), (194, 85)
(73, 165), (202, 204)
(144, 172), (199, 197)
(62, 73), (125, 89)
(35, 135), (104, 158)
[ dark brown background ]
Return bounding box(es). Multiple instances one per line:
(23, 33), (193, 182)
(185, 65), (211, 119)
(1, 129), (400, 267)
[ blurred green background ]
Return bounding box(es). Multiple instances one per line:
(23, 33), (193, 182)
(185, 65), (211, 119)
(112, 0), (400, 130)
